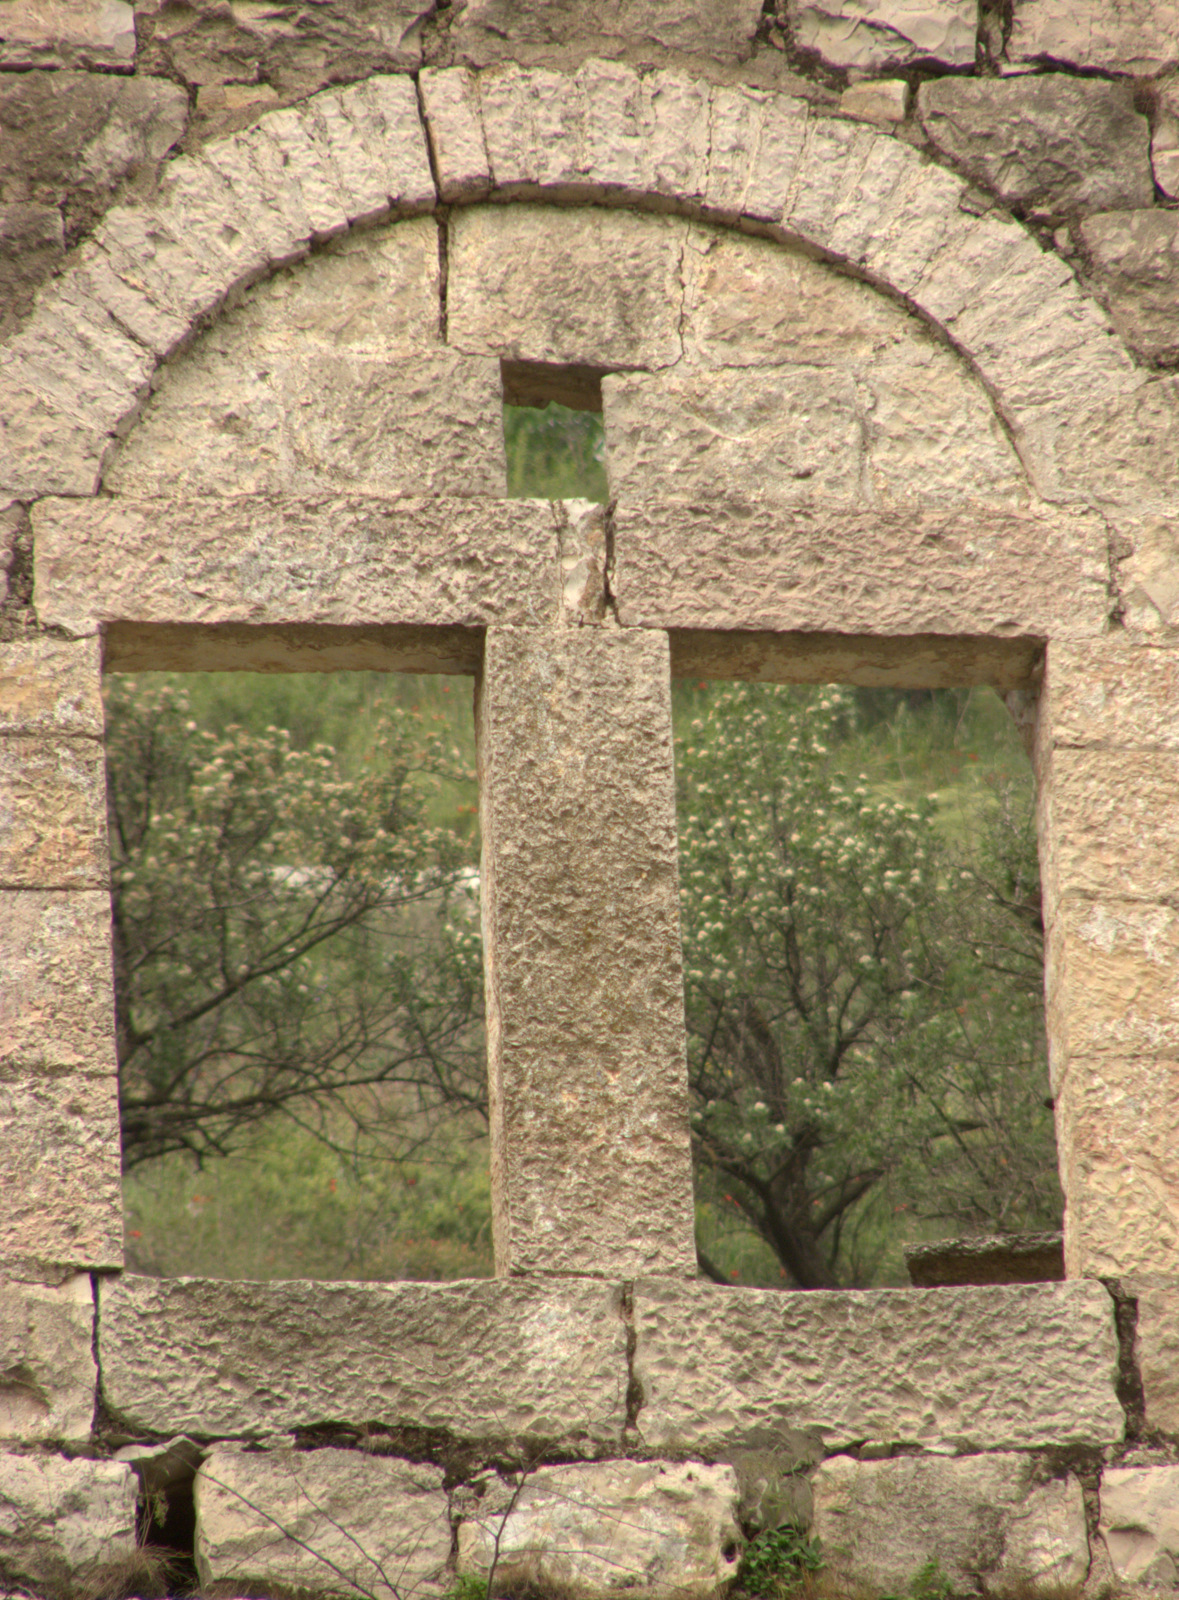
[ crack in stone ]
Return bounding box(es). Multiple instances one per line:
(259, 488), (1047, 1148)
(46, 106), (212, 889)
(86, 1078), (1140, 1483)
(1103, 1278), (1147, 1444)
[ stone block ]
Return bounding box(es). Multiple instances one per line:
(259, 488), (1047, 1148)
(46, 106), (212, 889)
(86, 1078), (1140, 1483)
(97, 1275), (629, 1448)
(1081, 210), (1179, 367)
(477, 626), (696, 1280)
(605, 359), (1025, 511)
(839, 80), (909, 124)
(1100, 1466), (1179, 1586)
(631, 1278), (1123, 1453)
(457, 1462), (742, 1597)
(0, 638), (102, 738)
(4, 288), (155, 440)
(0, 1068), (123, 1272)
(0, 736), (107, 890)
(703, 84), (809, 222)
(918, 77), (1153, 216)
(1042, 639), (1179, 750)
(1152, 89), (1179, 200)
(813, 1454), (1088, 1594)
(1054, 1060), (1179, 1279)
(0, 378), (111, 500)
(448, 205), (685, 369)
(791, 0), (976, 70)
(1046, 897), (1179, 1059)
(0, 891), (116, 1072)
(33, 495), (553, 639)
(1049, 377), (1179, 516)
(195, 1448), (451, 1600)
(448, 0), (764, 65)
(1042, 748), (1179, 903)
(419, 69), (490, 202)
(611, 500), (1108, 643)
(1007, 0), (1179, 75)
(679, 228), (924, 369)
(0, 0), (135, 68)
(92, 203), (228, 329)
(0, 1453), (138, 1598)
(0, 1276), (97, 1446)
(136, 0), (422, 106)
(66, 243), (191, 363)
(1131, 1278), (1179, 1437)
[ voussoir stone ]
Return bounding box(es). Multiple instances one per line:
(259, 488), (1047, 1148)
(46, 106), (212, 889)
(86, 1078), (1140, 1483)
(458, 1461), (743, 1598)
(1081, 210), (1179, 368)
(813, 1454), (1089, 1595)
(0, 1276), (96, 1446)
(790, 0), (976, 71)
(1100, 1466), (1179, 1586)
(97, 1276), (628, 1448)
(32, 495), (555, 639)
(195, 1447), (451, 1600)
(918, 76), (1153, 216)
(631, 1279), (1123, 1453)
(611, 499), (1107, 643)
(0, 1452), (138, 1600)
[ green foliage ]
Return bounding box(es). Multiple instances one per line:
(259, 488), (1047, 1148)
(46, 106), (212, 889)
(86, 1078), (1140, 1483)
(739, 1527), (824, 1598)
(677, 682), (1060, 1288)
(903, 1562), (956, 1600)
(105, 673), (485, 1172)
(504, 402), (607, 500)
(444, 1575), (490, 1600)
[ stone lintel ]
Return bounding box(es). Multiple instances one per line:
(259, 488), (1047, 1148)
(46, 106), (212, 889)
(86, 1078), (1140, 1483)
(613, 499), (1110, 643)
(667, 629), (1043, 693)
(103, 621), (484, 677)
(477, 624), (697, 1281)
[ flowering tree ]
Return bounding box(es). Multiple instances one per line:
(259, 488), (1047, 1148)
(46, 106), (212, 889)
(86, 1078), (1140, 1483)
(677, 683), (1059, 1289)
(105, 677), (484, 1172)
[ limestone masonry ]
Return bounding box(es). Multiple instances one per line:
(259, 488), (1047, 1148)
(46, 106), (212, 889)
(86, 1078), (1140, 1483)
(3, 0), (1179, 1595)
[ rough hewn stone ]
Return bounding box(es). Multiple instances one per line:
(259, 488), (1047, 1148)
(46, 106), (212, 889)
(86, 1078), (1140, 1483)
(558, 501), (608, 624)
(449, 205), (685, 368)
(458, 1462), (743, 1597)
(611, 500), (1107, 642)
(1081, 210), (1179, 367)
(1007, 0), (1179, 75)
(1046, 897), (1179, 1058)
(0, 0), (135, 68)
(0, 637), (102, 737)
(0, 737), (107, 890)
(98, 1275), (628, 1447)
(839, 79), (909, 124)
(1100, 1466), (1179, 1585)
(1042, 639), (1179, 750)
(447, 0), (765, 67)
(0, 1276), (97, 1446)
(195, 1448), (451, 1600)
(135, 0), (423, 124)
(605, 358), (1025, 509)
(813, 1455), (1088, 1595)
(631, 1279), (1123, 1453)
(0, 891), (115, 1072)
(1130, 1278), (1179, 1436)
(0, 502), (19, 611)
(1056, 1063), (1179, 1279)
(33, 495), (552, 639)
(791, 0), (976, 71)
(1152, 89), (1179, 200)
(679, 228), (912, 369)
(918, 76), (1153, 217)
(0, 1067), (123, 1272)
(1049, 377), (1179, 514)
(477, 626), (696, 1279)
(1042, 748), (1179, 902)
(0, 1452), (138, 1599)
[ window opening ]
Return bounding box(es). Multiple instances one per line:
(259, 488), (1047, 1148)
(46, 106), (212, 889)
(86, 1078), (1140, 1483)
(501, 358), (608, 501)
(673, 680), (1058, 1292)
(105, 669), (490, 1284)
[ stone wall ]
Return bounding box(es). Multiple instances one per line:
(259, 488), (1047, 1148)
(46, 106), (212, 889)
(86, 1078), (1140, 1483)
(4, 0), (1179, 1596)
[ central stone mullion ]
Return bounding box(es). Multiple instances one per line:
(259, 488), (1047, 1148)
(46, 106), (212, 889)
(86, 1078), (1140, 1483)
(477, 622), (696, 1279)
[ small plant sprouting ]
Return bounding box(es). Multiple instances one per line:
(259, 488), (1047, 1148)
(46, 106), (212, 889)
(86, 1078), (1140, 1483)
(738, 1525), (825, 1598)
(445, 1575), (490, 1600)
